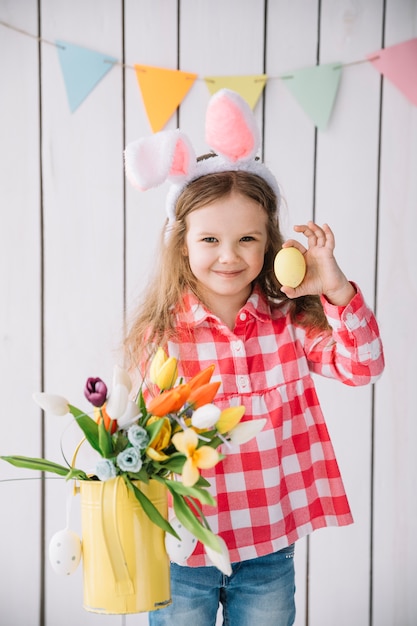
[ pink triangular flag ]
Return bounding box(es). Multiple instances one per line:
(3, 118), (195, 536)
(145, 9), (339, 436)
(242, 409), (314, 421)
(368, 38), (417, 106)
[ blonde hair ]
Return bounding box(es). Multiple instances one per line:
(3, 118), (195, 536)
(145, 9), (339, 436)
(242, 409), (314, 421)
(124, 167), (328, 369)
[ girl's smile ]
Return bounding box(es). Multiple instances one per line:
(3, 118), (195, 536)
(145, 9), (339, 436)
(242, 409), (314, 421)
(184, 191), (268, 326)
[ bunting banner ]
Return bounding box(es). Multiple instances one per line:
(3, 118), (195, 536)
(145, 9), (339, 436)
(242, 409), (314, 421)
(368, 38), (417, 106)
(1, 22), (416, 132)
(134, 65), (197, 133)
(204, 75), (268, 109)
(281, 63), (342, 130)
(55, 40), (117, 113)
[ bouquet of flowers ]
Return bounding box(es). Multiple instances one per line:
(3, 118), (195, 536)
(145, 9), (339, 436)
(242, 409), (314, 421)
(1, 348), (265, 570)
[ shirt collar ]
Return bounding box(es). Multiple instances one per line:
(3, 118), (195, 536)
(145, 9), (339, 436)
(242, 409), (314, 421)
(175, 286), (272, 328)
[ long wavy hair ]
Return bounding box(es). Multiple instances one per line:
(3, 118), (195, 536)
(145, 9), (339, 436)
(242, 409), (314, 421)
(124, 165), (328, 369)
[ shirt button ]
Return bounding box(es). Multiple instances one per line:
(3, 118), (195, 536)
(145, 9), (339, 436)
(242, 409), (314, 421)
(239, 312), (247, 321)
(238, 375), (249, 389)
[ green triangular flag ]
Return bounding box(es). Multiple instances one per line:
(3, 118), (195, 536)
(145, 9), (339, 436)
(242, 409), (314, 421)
(56, 40), (118, 112)
(282, 63), (342, 130)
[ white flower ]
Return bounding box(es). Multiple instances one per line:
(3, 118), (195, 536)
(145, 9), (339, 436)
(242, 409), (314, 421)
(228, 418), (267, 446)
(205, 536), (232, 576)
(127, 424), (149, 449)
(106, 384), (129, 420)
(32, 392), (69, 416)
(117, 400), (141, 429)
(191, 404), (221, 429)
(112, 365), (132, 394)
(116, 447), (143, 473)
(105, 365), (133, 420)
(95, 458), (117, 481)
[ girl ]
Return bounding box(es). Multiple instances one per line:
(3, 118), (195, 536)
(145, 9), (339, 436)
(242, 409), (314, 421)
(124, 90), (384, 626)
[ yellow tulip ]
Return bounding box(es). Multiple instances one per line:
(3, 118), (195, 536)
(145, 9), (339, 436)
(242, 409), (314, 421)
(149, 348), (178, 390)
(146, 416), (172, 461)
(149, 347), (167, 383)
(215, 406), (246, 434)
(155, 357), (178, 390)
(172, 428), (219, 487)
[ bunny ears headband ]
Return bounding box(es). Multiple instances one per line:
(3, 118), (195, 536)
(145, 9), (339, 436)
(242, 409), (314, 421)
(124, 89), (280, 228)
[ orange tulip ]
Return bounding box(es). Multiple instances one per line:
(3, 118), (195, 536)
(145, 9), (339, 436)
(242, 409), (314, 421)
(187, 365), (216, 391)
(188, 381), (221, 409)
(147, 384), (191, 416)
(94, 405), (117, 434)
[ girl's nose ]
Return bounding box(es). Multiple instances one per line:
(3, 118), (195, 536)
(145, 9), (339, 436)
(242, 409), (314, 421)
(218, 244), (238, 263)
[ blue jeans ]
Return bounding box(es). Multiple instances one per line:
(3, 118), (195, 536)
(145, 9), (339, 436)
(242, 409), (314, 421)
(148, 544), (295, 626)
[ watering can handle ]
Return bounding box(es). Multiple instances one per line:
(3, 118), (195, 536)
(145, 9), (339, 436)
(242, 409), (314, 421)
(100, 478), (135, 596)
(72, 441), (134, 597)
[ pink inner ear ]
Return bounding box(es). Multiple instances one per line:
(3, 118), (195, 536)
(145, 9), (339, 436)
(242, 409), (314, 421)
(206, 94), (256, 162)
(170, 138), (190, 177)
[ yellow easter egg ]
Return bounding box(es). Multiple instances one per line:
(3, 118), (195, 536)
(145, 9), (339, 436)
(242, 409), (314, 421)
(274, 247), (306, 288)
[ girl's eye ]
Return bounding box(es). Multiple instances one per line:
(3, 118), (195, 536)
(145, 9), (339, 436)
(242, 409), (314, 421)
(240, 236), (255, 242)
(202, 237), (218, 243)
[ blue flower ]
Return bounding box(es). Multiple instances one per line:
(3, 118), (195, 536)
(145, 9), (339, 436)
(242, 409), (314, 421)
(128, 425), (149, 449)
(117, 447), (143, 473)
(95, 458), (117, 481)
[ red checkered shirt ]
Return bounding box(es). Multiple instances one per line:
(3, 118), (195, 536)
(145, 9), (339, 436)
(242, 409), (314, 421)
(165, 284), (384, 566)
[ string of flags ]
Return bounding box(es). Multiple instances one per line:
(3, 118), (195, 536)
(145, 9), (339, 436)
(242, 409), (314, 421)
(1, 20), (416, 133)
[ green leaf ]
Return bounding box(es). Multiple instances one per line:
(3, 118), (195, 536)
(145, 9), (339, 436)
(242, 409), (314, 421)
(168, 489), (221, 553)
(0, 455), (70, 477)
(98, 419), (113, 458)
(124, 477), (180, 539)
(113, 431), (129, 454)
(158, 454), (186, 474)
(146, 419), (165, 446)
(65, 467), (90, 481)
(195, 475), (211, 488)
(137, 389), (147, 416)
(69, 405), (101, 454)
(165, 479), (216, 506)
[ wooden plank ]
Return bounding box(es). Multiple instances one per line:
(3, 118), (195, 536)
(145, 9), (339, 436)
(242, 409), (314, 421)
(373, 0), (417, 624)
(39, 0), (125, 623)
(124, 0), (180, 321)
(124, 2), (179, 623)
(309, 1), (384, 624)
(0, 1), (42, 623)
(265, 2), (321, 622)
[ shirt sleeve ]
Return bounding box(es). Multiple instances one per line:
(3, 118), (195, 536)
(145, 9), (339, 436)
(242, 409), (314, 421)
(303, 283), (385, 386)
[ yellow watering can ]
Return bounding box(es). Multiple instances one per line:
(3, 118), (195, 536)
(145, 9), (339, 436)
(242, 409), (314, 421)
(79, 476), (171, 614)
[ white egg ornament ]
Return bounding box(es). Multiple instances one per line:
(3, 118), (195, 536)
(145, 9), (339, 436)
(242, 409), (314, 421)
(48, 528), (82, 576)
(165, 517), (197, 564)
(274, 247), (306, 288)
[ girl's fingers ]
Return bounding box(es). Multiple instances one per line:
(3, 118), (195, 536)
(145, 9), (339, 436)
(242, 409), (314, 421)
(281, 239), (307, 253)
(293, 222), (335, 250)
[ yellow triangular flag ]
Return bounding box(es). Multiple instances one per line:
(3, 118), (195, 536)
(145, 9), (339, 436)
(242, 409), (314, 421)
(134, 65), (198, 133)
(204, 75), (267, 110)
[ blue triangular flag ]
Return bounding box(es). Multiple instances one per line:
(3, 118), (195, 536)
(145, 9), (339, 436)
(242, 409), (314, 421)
(55, 40), (117, 112)
(282, 63), (342, 130)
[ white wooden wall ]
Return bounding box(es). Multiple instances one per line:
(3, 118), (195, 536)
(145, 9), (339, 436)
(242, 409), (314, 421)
(1, 1), (416, 625)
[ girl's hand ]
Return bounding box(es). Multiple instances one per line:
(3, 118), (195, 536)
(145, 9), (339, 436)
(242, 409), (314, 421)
(280, 222), (356, 306)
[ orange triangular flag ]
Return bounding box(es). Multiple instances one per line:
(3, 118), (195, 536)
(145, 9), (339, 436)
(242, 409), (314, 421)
(204, 75), (267, 109)
(368, 38), (417, 106)
(134, 65), (197, 132)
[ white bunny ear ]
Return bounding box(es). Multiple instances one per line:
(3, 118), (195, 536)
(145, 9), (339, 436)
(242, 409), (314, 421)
(205, 89), (260, 163)
(124, 129), (196, 191)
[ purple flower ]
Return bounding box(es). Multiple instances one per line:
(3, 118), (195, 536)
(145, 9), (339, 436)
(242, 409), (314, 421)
(84, 377), (108, 407)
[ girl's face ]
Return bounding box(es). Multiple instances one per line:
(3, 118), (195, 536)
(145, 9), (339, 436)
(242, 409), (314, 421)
(184, 191), (268, 316)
